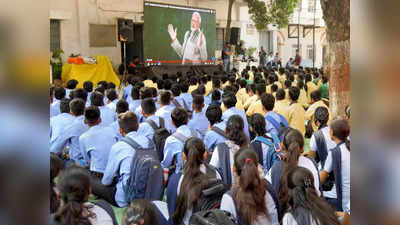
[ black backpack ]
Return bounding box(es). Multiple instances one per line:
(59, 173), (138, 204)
(189, 209), (237, 225)
(146, 118), (170, 161)
(122, 136), (164, 203)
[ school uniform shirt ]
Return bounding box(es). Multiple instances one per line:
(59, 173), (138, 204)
(204, 95), (211, 106)
(50, 115), (89, 162)
(222, 107), (250, 138)
(173, 164), (222, 225)
(65, 89), (73, 98)
(221, 100), (245, 113)
(137, 114), (162, 140)
(106, 99), (119, 112)
(79, 125), (117, 173)
(102, 131), (151, 207)
(298, 89), (309, 108)
(99, 106), (116, 127)
(306, 81), (318, 103)
(50, 100), (61, 118)
(122, 84), (133, 101)
(161, 125), (200, 173)
(287, 102), (306, 135)
(243, 95), (258, 111)
(144, 79), (156, 88)
(236, 88), (248, 105)
(282, 213), (319, 225)
(204, 121), (227, 152)
(319, 83), (329, 99)
(323, 143), (350, 211)
(209, 140), (240, 186)
(134, 106), (146, 124)
(266, 156), (321, 196)
(173, 96), (186, 108)
(309, 126), (337, 169)
(87, 92), (92, 106)
(305, 100), (331, 132)
(188, 111), (210, 139)
(206, 81), (213, 96)
(180, 93), (193, 110)
(155, 104), (176, 133)
(50, 113), (75, 142)
(129, 99), (142, 113)
(246, 99), (267, 117)
(188, 85), (198, 94)
(109, 120), (123, 142)
(220, 189), (279, 225)
(273, 100), (290, 121)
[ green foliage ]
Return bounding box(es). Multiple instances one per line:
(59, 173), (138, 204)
(246, 47), (257, 58)
(246, 0), (298, 30)
(50, 48), (64, 80)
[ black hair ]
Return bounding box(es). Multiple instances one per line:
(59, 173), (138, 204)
(211, 89), (221, 101)
(107, 82), (116, 90)
(84, 106), (100, 125)
(305, 74), (312, 83)
(131, 86), (140, 100)
(246, 84), (256, 94)
(72, 88), (88, 102)
(330, 119), (350, 150)
(118, 111), (139, 134)
(197, 85), (206, 96)
(55, 87), (66, 100)
(83, 81), (93, 93)
(171, 107), (189, 128)
(116, 99), (129, 114)
(106, 89), (118, 101)
(66, 79), (79, 89)
(261, 93), (275, 111)
(163, 79), (172, 90)
(54, 166), (94, 225)
(279, 129), (305, 212)
(205, 105), (223, 126)
(271, 84), (278, 93)
(239, 79), (247, 88)
(287, 167), (340, 225)
(322, 76), (328, 84)
(60, 98), (71, 114)
(233, 147), (270, 225)
(94, 85), (105, 95)
(150, 87), (158, 98)
(192, 94), (204, 112)
(180, 82), (189, 93)
(222, 91), (237, 109)
(159, 91), (171, 106)
(69, 98), (85, 116)
(156, 79), (164, 90)
(288, 86), (300, 102)
(276, 88), (286, 100)
(141, 98), (156, 115)
(171, 84), (181, 97)
(173, 137), (208, 225)
(50, 153), (64, 214)
(284, 80), (292, 89)
(123, 199), (159, 225)
(226, 115), (248, 147)
(90, 91), (104, 106)
(314, 106), (329, 129)
(310, 90), (321, 102)
(255, 83), (266, 96)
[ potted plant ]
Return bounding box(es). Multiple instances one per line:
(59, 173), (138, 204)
(50, 48), (64, 81)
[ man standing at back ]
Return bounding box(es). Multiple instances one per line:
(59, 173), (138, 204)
(294, 49), (302, 68)
(222, 42), (232, 72)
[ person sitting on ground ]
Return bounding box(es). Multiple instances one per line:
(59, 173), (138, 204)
(319, 76), (329, 99)
(260, 93), (289, 137)
(65, 79), (79, 98)
(50, 99), (74, 145)
(137, 97), (164, 140)
(287, 87), (306, 135)
(109, 99), (130, 141)
(128, 86), (141, 112)
(179, 81), (193, 110)
(210, 89), (222, 106)
(123, 199), (169, 225)
(247, 83), (267, 117)
(222, 91), (250, 138)
(53, 166), (114, 225)
(155, 91), (176, 133)
(243, 84), (257, 111)
(204, 105), (227, 152)
(50, 87), (66, 117)
(188, 95), (210, 139)
(79, 106), (117, 175)
(83, 81), (94, 106)
(305, 90), (331, 134)
(134, 87), (155, 123)
(273, 88), (290, 121)
(92, 112), (152, 207)
(90, 91), (116, 126)
(171, 83), (188, 110)
(220, 147), (280, 225)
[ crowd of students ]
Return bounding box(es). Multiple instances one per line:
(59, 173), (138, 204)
(50, 65), (350, 225)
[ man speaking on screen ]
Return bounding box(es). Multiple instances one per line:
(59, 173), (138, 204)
(168, 12), (207, 65)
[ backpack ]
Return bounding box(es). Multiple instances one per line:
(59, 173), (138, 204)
(266, 113), (289, 137)
(216, 142), (234, 188)
(314, 127), (329, 168)
(329, 142), (345, 211)
(226, 179), (282, 224)
(122, 136), (164, 203)
(250, 134), (283, 173)
(146, 118), (170, 161)
(189, 209), (237, 225)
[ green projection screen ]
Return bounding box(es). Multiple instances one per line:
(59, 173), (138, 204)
(144, 2), (216, 65)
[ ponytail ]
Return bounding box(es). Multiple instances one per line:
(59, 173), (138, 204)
(279, 129), (304, 213)
(287, 167), (340, 225)
(173, 138), (209, 225)
(233, 148), (270, 225)
(54, 166), (94, 225)
(226, 115), (249, 147)
(249, 114), (272, 141)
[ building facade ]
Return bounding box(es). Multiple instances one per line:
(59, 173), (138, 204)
(50, 0), (326, 70)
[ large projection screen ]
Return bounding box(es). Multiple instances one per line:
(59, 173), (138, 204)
(144, 2), (216, 65)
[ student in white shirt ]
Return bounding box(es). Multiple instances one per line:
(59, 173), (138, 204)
(220, 147), (279, 225)
(282, 167), (339, 225)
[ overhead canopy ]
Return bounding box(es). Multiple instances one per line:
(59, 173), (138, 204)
(62, 55), (120, 88)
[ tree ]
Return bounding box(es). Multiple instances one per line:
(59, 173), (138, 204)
(320, 0), (350, 118)
(225, 0), (298, 43)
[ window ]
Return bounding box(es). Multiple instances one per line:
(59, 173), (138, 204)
(308, 0), (316, 12)
(50, 19), (61, 52)
(307, 45), (315, 60)
(216, 28), (225, 50)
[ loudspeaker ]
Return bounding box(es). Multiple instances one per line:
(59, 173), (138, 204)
(230, 27), (240, 45)
(118, 19), (134, 43)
